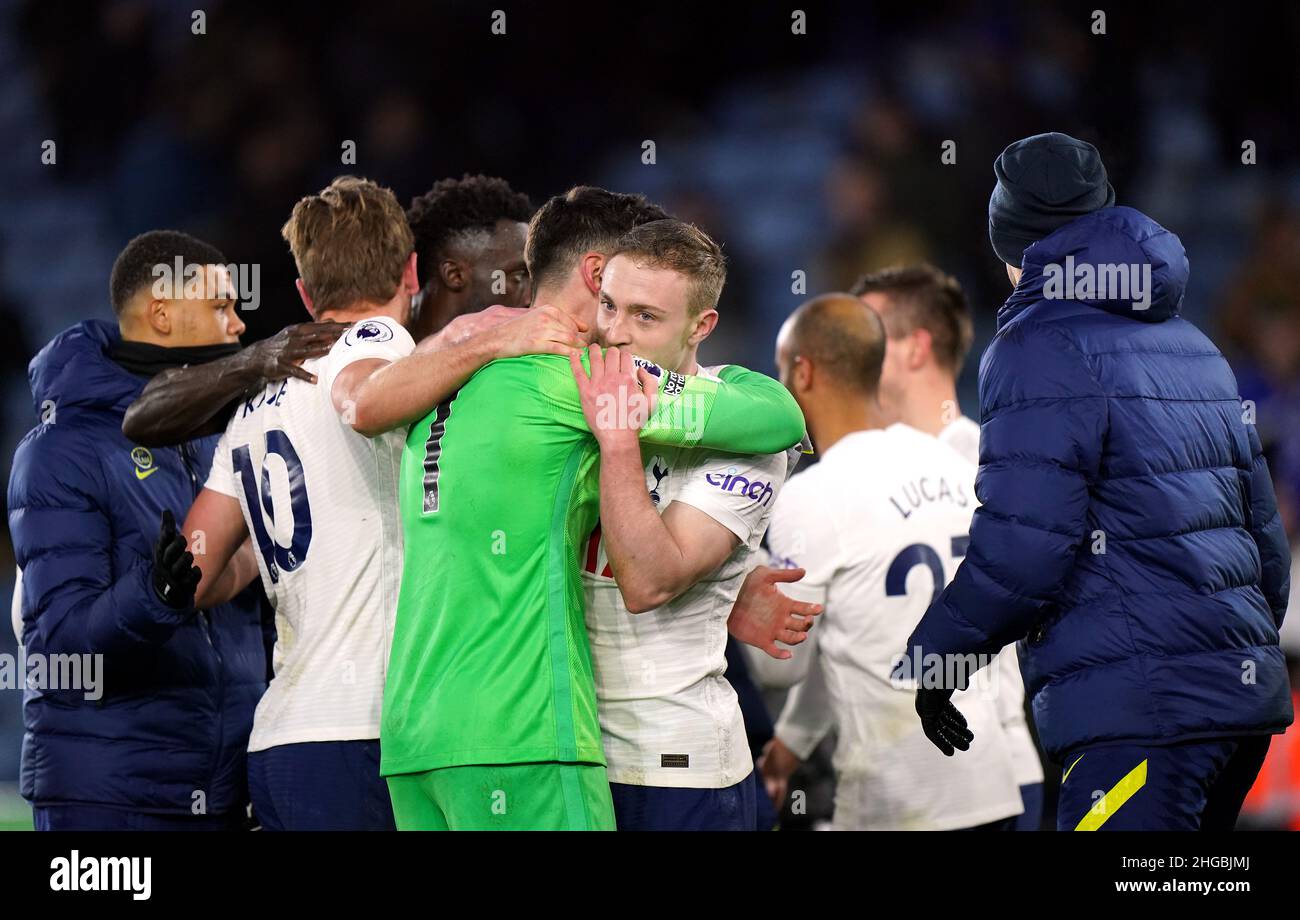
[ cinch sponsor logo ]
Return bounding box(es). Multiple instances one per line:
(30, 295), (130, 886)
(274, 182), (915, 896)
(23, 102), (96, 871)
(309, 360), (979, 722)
(705, 467), (774, 505)
(49, 850), (151, 900)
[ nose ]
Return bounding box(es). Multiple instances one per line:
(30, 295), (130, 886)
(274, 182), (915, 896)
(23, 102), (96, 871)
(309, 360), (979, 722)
(604, 312), (633, 347)
(229, 310), (247, 338)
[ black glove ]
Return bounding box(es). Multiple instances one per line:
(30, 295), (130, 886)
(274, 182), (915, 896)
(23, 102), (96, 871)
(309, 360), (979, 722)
(915, 686), (974, 756)
(152, 509), (202, 610)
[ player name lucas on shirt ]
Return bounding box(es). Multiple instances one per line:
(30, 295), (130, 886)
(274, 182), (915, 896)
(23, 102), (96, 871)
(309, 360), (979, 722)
(887, 473), (972, 520)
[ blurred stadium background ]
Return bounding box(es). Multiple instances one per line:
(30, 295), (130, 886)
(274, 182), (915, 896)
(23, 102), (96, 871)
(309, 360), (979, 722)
(1, 0), (1298, 830)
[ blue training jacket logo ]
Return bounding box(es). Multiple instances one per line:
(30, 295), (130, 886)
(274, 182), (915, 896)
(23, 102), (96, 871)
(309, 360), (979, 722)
(131, 447), (157, 481)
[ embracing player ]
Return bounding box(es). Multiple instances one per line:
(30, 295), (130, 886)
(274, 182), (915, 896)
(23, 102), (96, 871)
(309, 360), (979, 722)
(577, 219), (816, 830)
(121, 174), (538, 450)
(175, 177), (419, 830)
(405, 174), (534, 341)
(758, 294), (1023, 831)
(174, 177), (579, 829)
(851, 264), (1045, 828)
(380, 188), (810, 830)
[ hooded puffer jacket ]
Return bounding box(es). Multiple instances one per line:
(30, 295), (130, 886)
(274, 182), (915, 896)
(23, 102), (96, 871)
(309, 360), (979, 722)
(8, 320), (265, 814)
(907, 206), (1292, 760)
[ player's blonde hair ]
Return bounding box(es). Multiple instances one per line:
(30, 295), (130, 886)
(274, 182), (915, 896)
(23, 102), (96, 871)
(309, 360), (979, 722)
(281, 176), (414, 315)
(611, 219), (727, 317)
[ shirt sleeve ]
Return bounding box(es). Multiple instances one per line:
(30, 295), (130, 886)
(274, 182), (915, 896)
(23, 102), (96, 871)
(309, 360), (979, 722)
(318, 316), (417, 396)
(536, 352), (807, 455)
(774, 628), (835, 759)
(743, 471), (835, 696)
(908, 320), (1107, 661)
(203, 429), (238, 498)
(764, 472), (836, 607)
(669, 447), (794, 544)
(764, 472), (840, 756)
(644, 363), (805, 455)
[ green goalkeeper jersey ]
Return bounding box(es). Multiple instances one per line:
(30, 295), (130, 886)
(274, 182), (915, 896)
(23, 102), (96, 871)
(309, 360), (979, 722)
(380, 353), (804, 776)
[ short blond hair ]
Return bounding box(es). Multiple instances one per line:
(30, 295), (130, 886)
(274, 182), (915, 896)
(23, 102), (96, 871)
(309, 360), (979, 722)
(611, 219), (727, 316)
(281, 176), (414, 314)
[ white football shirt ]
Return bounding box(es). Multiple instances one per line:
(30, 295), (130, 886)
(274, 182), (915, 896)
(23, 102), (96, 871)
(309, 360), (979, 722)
(205, 315), (414, 752)
(939, 415), (1044, 787)
(767, 423), (1023, 830)
(582, 366), (802, 789)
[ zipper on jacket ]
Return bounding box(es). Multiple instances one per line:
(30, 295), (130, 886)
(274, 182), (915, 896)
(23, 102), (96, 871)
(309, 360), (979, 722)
(179, 442), (200, 497)
(200, 608), (225, 815)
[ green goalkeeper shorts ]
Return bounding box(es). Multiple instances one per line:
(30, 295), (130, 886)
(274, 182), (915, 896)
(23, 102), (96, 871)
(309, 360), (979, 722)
(386, 762), (616, 831)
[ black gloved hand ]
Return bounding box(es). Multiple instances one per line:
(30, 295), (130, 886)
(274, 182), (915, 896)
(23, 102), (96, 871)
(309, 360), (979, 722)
(915, 686), (974, 756)
(152, 509), (202, 610)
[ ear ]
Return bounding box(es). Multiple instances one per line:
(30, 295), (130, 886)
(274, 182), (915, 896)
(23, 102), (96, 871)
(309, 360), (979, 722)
(909, 328), (933, 371)
(296, 279), (317, 319)
(794, 355), (814, 394)
(402, 252), (420, 296)
(146, 298), (172, 336)
(688, 309), (719, 347)
(579, 252), (605, 295)
(438, 256), (466, 293)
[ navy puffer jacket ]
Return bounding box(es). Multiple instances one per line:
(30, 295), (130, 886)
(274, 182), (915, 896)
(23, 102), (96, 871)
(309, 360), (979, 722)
(8, 320), (266, 814)
(908, 206), (1292, 761)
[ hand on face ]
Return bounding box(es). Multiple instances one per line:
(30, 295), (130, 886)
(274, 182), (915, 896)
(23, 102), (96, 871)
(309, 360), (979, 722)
(569, 344), (659, 447)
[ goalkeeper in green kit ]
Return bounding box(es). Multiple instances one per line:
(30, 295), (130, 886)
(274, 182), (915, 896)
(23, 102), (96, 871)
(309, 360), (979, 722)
(378, 188), (807, 830)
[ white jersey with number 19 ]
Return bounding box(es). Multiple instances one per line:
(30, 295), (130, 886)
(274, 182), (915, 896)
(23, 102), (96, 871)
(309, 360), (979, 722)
(204, 315), (415, 753)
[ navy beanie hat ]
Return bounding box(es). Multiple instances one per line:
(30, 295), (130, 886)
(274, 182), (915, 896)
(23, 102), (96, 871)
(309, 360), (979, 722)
(988, 132), (1116, 266)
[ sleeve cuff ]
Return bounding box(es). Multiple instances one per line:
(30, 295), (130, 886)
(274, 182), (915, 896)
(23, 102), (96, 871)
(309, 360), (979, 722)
(776, 720), (827, 761)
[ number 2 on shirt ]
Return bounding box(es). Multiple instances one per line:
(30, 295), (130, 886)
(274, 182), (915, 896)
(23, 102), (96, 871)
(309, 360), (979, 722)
(885, 535), (969, 602)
